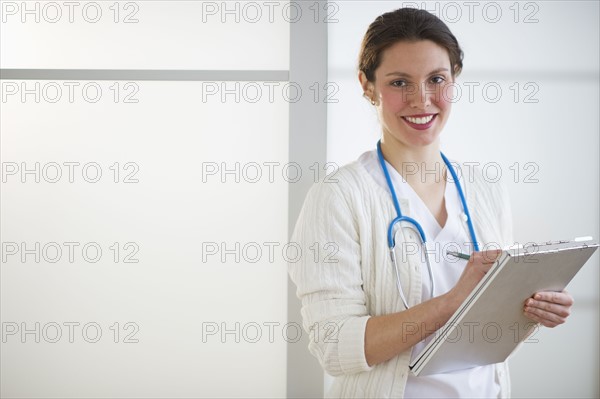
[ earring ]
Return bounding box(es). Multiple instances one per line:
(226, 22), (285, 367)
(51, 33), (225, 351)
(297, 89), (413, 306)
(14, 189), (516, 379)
(363, 92), (377, 106)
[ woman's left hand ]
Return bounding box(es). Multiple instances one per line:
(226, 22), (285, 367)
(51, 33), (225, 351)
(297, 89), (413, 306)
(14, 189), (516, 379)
(523, 290), (574, 327)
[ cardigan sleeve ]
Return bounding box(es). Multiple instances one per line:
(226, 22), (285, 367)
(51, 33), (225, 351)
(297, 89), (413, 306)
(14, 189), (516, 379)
(288, 178), (374, 376)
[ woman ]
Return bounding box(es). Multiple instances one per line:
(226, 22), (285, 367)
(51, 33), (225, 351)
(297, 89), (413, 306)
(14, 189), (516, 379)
(288, 7), (573, 398)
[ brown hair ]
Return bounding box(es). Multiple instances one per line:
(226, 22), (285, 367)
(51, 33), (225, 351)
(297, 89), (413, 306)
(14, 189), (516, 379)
(358, 8), (464, 82)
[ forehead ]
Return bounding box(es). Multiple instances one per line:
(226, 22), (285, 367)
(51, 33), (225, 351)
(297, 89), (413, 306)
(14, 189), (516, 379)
(377, 40), (451, 76)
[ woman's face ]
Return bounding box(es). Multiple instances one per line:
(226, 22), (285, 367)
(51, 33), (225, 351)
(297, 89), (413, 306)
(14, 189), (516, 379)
(361, 40), (455, 150)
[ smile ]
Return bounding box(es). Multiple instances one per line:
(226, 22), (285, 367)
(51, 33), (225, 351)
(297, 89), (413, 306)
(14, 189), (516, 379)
(404, 114), (435, 124)
(401, 114), (437, 130)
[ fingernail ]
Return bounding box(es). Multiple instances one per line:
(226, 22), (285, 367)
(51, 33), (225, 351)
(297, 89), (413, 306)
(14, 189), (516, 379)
(535, 294), (541, 300)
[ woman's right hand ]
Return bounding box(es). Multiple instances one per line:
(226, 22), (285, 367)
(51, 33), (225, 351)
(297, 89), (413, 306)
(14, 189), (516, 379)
(446, 249), (502, 308)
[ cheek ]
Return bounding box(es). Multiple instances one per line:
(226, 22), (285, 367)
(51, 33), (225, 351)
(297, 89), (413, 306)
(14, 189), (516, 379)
(435, 84), (455, 111)
(379, 88), (409, 112)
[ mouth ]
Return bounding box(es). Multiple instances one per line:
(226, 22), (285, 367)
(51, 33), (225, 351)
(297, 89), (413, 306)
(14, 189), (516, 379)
(401, 114), (437, 130)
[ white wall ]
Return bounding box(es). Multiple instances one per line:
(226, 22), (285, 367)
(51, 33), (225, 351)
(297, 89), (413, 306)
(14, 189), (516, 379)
(327, 1), (599, 397)
(1, 1), (290, 397)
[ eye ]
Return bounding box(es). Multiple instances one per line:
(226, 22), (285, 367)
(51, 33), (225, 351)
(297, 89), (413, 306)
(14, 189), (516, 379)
(430, 76), (446, 84)
(390, 79), (408, 88)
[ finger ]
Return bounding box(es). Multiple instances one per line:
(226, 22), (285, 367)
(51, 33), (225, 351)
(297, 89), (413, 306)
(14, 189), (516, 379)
(472, 249), (501, 264)
(525, 298), (571, 318)
(524, 309), (561, 328)
(468, 255), (495, 274)
(523, 303), (569, 327)
(480, 249), (502, 263)
(523, 312), (563, 328)
(532, 291), (574, 306)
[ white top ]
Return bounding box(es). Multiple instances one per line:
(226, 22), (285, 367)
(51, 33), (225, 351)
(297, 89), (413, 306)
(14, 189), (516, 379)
(288, 150), (514, 398)
(359, 150), (499, 398)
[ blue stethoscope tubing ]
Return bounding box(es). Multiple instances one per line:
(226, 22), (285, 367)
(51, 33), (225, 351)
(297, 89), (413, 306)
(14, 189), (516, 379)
(376, 140), (479, 309)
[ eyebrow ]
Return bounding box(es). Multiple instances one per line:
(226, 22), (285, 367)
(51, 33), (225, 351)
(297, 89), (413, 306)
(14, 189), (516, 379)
(385, 68), (450, 77)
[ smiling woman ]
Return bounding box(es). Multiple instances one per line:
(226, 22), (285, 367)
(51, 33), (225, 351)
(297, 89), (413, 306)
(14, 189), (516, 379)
(363, 40), (453, 146)
(288, 7), (575, 399)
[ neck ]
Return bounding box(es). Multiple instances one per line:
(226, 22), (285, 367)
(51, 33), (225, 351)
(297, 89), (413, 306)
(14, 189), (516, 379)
(380, 136), (445, 186)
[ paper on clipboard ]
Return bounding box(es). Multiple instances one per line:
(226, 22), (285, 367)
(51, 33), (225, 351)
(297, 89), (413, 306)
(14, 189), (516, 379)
(409, 239), (599, 376)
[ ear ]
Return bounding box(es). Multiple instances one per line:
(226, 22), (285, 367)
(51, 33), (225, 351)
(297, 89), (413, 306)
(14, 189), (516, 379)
(452, 65), (461, 81)
(358, 70), (374, 97)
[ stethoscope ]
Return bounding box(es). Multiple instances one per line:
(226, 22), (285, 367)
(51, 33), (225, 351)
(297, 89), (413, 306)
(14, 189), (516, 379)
(376, 140), (479, 309)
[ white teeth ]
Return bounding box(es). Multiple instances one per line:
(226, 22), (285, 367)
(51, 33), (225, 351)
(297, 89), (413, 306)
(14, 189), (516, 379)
(405, 115), (434, 124)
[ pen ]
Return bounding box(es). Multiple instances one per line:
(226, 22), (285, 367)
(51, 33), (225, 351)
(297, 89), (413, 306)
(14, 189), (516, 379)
(446, 251), (471, 261)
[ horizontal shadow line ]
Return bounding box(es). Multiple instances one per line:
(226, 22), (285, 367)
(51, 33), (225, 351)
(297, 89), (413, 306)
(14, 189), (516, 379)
(0, 69), (290, 81)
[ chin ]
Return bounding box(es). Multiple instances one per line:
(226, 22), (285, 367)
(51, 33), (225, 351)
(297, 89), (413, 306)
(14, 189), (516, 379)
(382, 122), (443, 149)
(402, 131), (442, 148)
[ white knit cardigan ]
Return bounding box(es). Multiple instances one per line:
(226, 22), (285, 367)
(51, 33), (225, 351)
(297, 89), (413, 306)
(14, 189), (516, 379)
(288, 157), (514, 398)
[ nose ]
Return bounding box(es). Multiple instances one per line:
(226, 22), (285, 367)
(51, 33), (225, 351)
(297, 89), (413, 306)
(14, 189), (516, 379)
(407, 82), (432, 109)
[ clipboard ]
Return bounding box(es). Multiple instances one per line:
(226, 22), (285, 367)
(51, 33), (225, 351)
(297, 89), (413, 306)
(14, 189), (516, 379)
(409, 239), (599, 376)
